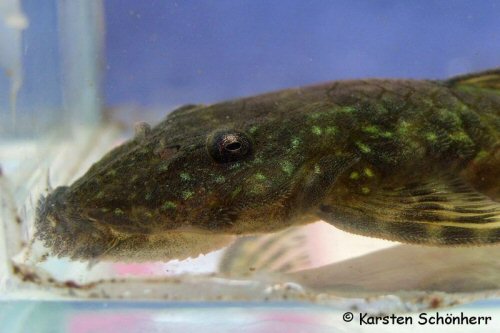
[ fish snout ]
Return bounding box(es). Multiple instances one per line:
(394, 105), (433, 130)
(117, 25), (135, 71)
(35, 186), (114, 259)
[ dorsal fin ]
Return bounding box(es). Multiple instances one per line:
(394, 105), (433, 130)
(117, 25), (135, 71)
(167, 104), (203, 118)
(447, 68), (500, 91)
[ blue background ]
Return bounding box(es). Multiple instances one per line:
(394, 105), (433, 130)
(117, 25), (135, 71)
(3, 0), (499, 136)
(104, 0), (500, 113)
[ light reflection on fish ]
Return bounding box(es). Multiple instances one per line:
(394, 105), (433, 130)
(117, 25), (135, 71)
(36, 68), (499, 261)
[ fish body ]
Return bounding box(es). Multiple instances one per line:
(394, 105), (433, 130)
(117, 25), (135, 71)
(36, 69), (500, 261)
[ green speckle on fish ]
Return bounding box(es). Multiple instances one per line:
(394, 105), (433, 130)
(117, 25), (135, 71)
(182, 190), (194, 200)
(158, 163), (170, 172)
(180, 172), (192, 181)
(280, 160), (295, 175)
(425, 132), (438, 142)
(325, 126), (337, 135)
(364, 168), (374, 177)
(362, 125), (380, 135)
(398, 121), (410, 135)
(314, 164), (321, 174)
(341, 106), (357, 113)
(214, 175), (226, 183)
(162, 201), (177, 210)
(356, 141), (372, 154)
(249, 125), (258, 134)
(450, 131), (472, 143)
(310, 112), (322, 119)
(255, 172), (267, 181)
(311, 126), (322, 135)
(350, 171), (360, 180)
(291, 137), (301, 149)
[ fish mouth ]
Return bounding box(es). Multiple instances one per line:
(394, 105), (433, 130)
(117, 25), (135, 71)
(35, 186), (115, 260)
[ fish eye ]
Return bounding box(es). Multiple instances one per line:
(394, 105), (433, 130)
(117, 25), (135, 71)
(207, 130), (252, 163)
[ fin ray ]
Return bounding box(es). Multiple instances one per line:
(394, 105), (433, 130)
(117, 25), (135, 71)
(318, 176), (500, 245)
(219, 226), (313, 274)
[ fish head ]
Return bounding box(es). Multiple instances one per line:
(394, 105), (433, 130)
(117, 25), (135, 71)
(40, 95), (333, 241)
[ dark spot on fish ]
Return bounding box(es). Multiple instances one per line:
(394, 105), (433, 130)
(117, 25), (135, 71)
(439, 226), (476, 245)
(385, 221), (429, 240)
(453, 213), (499, 223)
(416, 196), (449, 203)
(399, 210), (444, 222)
(411, 203), (445, 210)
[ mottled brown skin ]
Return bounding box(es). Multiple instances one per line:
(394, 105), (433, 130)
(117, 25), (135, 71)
(36, 69), (500, 261)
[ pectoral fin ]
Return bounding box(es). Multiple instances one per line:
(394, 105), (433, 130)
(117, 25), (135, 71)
(318, 176), (500, 246)
(219, 226), (312, 274)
